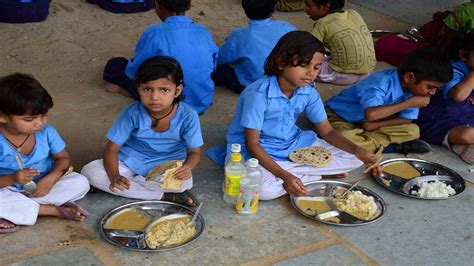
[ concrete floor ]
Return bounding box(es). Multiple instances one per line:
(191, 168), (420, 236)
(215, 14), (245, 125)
(1, 1), (473, 265)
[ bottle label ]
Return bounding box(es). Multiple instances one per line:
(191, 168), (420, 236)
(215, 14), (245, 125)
(224, 173), (241, 196)
(236, 188), (259, 214)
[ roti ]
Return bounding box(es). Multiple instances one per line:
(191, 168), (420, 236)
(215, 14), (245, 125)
(146, 160), (182, 181)
(159, 161), (184, 190)
(289, 146), (332, 167)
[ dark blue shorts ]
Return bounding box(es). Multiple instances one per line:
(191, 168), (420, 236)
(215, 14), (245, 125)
(87, 0), (155, 14)
(103, 57), (140, 100)
(0, 0), (51, 23)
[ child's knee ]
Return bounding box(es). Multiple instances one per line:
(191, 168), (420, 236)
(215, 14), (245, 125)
(407, 124), (420, 139)
(259, 186), (282, 201)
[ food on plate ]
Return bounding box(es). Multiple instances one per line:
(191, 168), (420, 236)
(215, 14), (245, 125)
(411, 180), (456, 198)
(296, 197), (340, 223)
(333, 191), (378, 220)
(105, 208), (151, 230)
(146, 215), (196, 248)
(289, 146), (332, 167)
(382, 162), (420, 179)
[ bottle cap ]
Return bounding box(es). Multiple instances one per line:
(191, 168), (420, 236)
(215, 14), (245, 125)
(231, 153), (241, 162)
(248, 158), (259, 167)
(231, 143), (241, 153)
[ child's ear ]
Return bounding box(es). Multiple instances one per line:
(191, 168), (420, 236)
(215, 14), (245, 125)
(0, 113), (8, 124)
(175, 84), (183, 97)
(459, 48), (468, 61)
(402, 72), (416, 84)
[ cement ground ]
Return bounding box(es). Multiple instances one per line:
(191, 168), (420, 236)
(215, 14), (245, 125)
(0, 1), (473, 265)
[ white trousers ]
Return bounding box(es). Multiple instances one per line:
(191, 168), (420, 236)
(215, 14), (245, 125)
(81, 159), (193, 200)
(0, 172), (90, 225)
(259, 138), (363, 200)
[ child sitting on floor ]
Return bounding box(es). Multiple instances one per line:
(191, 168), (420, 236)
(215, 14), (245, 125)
(103, 0), (217, 115)
(326, 48), (453, 155)
(0, 73), (90, 234)
(86, 0), (155, 14)
(82, 56), (203, 206)
(304, 0), (376, 85)
(213, 0), (296, 93)
(415, 33), (474, 164)
(225, 31), (381, 200)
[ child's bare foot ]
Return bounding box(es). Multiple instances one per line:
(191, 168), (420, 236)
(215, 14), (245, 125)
(322, 173), (348, 178)
(0, 218), (19, 234)
(56, 203), (89, 222)
(104, 81), (132, 97)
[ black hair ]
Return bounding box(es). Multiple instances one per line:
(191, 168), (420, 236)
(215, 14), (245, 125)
(156, 0), (190, 14)
(264, 31), (325, 76)
(0, 73), (53, 116)
(135, 56), (185, 102)
(311, 0), (345, 12)
(242, 0), (278, 20)
(460, 31), (474, 53)
(398, 48), (452, 84)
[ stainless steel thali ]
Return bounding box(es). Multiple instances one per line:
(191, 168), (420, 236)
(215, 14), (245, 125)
(98, 201), (205, 252)
(291, 181), (386, 226)
(375, 158), (466, 200)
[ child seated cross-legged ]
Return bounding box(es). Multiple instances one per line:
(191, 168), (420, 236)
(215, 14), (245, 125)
(326, 48), (453, 155)
(213, 0), (296, 93)
(81, 56), (203, 207)
(0, 73), (90, 234)
(415, 33), (474, 164)
(304, 0), (376, 85)
(103, 0), (217, 115)
(225, 31), (381, 200)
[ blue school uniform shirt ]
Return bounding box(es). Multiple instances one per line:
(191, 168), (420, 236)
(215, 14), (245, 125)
(125, 16), (218, 115)
(217, 18), (296, 87)
(226, 76), (327, 161)
(326, 68), (418, 123)
(107, 101), (204, 176)
(440, 60), (469, 99)
(0, 124), (66, 191)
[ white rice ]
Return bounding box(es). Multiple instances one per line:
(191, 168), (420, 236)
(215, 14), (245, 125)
(411, 181), (456, 198)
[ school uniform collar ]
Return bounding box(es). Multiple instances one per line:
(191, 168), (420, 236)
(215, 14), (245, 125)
(248, 18), (272, 27)
(267, 76), (313, 99)
(390, 68), (413, 99)
(164, 16), (193, 24)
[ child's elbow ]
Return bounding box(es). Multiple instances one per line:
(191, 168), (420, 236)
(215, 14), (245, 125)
(451, 94), (467, 102)
(364, 110), (378, 122)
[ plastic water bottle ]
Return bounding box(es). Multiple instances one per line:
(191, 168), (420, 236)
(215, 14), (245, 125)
(223, 153), (245, 204)
(222, 144), (242, 192)
(236, 158), (262, 215)
(225, 144), (241, 165)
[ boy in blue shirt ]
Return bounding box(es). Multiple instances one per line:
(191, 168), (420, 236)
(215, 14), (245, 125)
(0, 73), (90, 234)
(326, 48), (453, 154)
(102, 0), (218, 115)
(213, 0), (296, 93)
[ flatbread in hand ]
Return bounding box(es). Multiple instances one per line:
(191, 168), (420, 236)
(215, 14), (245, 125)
(159, 161), (184, 190)
(146, 160), (182, 181)
(289, 146), (332, 167)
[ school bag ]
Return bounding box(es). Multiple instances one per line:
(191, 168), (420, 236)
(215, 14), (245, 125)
(0, 0), (51, 23)
(87, 0), (155, 14)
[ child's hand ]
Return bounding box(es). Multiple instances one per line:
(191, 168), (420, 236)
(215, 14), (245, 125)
(29, 176), (55, 197)
(409, 96), (431, 108)
(14, 168), (39, 184)
(173, 165), (192, 180)
(283, 174), (308, 196)
(355, 148), (383, 176)
(109, 175), (130, 192)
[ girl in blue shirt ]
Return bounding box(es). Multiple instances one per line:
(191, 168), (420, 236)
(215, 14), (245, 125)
(226, 31), (381, 200)
(82, 56), (203, 206)
(0, 73), (90, 234)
